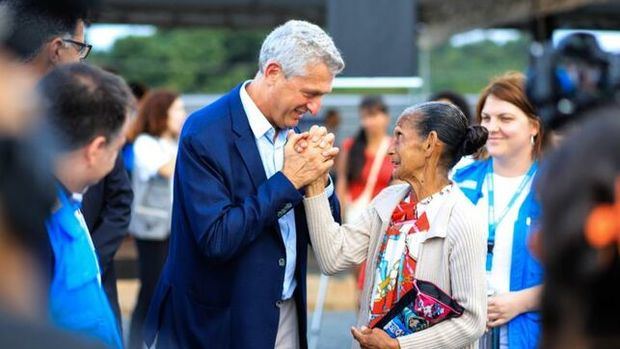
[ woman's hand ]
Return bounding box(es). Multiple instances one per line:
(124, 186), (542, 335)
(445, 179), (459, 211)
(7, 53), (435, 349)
(487, 292), (522, 328)
(487, 286), (541, 328)
(351, 326), (400, 349)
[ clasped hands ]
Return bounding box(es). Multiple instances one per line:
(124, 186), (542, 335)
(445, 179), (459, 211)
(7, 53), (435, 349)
(281, 125), (339, 193)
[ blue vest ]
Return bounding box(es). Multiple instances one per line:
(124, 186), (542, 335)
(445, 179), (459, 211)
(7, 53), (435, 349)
(46, 187), (123, 349)
(453, 159), (542, 349)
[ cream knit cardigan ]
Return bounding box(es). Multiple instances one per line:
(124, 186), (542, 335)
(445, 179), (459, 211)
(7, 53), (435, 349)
(304, 183), (487, 349)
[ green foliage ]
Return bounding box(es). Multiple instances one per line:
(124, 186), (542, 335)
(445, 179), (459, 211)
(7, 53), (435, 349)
(90, 28), (530, 94)
(90, 28), (266, 93)
(429, 35), (531, 94)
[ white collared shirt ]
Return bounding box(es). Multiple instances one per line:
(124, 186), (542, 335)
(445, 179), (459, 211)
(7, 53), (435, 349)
(240, 80), (296, 300)
(240, 80), (334, 300)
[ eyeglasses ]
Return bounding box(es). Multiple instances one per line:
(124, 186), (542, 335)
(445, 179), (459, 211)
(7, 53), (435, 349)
(62, 38), (92, 60)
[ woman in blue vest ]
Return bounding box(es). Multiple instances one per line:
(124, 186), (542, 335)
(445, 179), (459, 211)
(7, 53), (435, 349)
(453, 72), (548, 349)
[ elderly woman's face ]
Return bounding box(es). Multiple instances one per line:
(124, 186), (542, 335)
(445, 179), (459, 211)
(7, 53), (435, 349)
(389, 116), (427, 182)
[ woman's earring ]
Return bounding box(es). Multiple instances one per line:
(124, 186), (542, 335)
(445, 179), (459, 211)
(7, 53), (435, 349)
(531, 135), (535, 145)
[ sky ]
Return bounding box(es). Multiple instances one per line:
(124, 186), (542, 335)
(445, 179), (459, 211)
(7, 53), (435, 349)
(86, 24), (156, 51)
(86, 24), (620, 53)
(450, 29), (521, 46)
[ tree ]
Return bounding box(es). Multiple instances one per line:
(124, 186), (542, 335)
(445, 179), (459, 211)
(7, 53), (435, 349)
(90, 28), (530, 95)
(90, 28), (267, 93)
(429, 35), (531, 93)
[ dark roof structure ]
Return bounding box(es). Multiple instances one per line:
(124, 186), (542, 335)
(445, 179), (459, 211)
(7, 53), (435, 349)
(98, 0), (620, 45)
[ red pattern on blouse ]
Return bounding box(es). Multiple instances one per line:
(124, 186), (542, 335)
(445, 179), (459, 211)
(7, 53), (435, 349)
(368, 195), (429, 327)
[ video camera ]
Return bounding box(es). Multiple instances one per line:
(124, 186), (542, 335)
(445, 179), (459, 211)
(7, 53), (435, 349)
(526, 32), (620, 130)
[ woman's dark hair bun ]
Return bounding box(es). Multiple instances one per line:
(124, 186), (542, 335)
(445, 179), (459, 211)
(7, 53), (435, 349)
(459, 125), (488, 156)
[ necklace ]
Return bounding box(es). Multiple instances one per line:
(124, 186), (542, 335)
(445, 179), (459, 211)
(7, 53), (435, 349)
(417, 183), (453, 205)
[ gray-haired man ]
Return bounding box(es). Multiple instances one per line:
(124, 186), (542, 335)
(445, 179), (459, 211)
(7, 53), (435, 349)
(143, 20), (344, 349)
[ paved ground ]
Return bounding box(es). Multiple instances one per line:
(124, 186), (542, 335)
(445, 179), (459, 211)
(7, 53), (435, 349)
(119, 282), (357, 348)
(308, 311), (357, 349)
(121, 310), (356, 349)
(117, 238), (360, 348)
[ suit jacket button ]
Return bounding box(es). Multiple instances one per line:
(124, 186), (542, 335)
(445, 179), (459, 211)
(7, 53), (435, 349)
(278, 258), (286, 267)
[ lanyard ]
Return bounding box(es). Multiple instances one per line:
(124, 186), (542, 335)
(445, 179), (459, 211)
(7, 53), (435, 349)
(485, 160), (537, 271)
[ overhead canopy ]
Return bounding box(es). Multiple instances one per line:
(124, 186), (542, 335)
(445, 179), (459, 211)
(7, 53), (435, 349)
(98, 0), (325, 29)
(98, 0), (620, 46)
(418, 0), (620, 46)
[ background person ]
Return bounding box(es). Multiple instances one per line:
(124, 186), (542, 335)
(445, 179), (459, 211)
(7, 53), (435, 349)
(4, 0), (133, 330)
(0, 136), (106, 349)
(39, 63), (134, 349)
(336, 95), (394, 303)
(429, 90), (475, 172)
(337, 95), (393, 223)
(429, 90), (473, 125)
(126, 89), (186, 349)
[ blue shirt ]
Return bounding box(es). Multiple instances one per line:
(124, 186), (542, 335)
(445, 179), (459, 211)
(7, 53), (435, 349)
(240, 81), (333, 299)
(46, 185), (123, 348)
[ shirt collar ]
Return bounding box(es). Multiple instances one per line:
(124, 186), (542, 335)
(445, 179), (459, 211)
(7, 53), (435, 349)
(54, 179), (83, 208)
(239, 80), (275, 140)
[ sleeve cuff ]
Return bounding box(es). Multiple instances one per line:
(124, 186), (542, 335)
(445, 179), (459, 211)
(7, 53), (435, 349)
(270, 171), (304, 205)
(324, 175), (335, 197)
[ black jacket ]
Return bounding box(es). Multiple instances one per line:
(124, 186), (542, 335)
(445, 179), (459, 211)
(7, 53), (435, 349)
(82, 154), (133, 324)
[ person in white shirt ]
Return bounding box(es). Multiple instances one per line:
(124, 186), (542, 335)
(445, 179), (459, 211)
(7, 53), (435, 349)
(125, 89), (186, 349)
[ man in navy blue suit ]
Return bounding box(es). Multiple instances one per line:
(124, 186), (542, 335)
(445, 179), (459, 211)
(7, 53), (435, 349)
(144, 20), (345, 348)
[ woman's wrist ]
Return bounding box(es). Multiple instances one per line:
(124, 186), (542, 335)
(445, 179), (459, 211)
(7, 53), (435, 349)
(515, 286), (542, 313)
(306, 176), (327, 197)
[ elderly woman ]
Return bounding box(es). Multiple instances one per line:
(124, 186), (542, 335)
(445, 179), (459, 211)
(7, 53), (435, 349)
(304, 102), (488, 349)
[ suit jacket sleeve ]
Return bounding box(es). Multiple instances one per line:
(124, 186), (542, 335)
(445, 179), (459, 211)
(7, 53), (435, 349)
(177, 132), (305, 262)
(84, 154), (133, 272)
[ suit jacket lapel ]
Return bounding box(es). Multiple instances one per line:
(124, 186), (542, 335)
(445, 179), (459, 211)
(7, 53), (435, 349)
(228, 83), (286, 247)
(229, 84), (267, 190)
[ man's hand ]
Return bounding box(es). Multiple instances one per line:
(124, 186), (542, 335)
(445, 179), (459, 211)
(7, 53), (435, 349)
(282, 130), (338, 189)
(351, 326), (400, 349)
(289, 125), (339, 195)
(294, 125), (338, 161)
